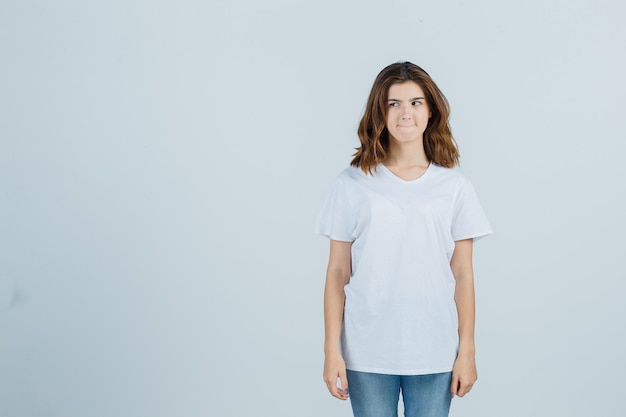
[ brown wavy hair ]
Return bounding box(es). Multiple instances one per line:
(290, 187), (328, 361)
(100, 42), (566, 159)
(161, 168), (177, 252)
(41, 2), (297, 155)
(351, 61), (459, 173)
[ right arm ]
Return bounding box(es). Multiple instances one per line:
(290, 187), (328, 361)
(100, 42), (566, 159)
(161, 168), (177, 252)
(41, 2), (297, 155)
(323, 239), (352, 400)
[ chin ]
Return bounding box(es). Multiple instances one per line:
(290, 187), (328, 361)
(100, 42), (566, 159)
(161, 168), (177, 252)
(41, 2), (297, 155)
(396, 136), (420, 143)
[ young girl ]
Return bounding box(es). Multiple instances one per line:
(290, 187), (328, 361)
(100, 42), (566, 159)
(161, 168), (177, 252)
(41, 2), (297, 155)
(316, 62), (492, 417)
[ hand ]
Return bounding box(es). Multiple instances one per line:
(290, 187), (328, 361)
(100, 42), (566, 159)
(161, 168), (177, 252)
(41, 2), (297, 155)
(450, 353), (477, 398)
(323, 352), (349, 400)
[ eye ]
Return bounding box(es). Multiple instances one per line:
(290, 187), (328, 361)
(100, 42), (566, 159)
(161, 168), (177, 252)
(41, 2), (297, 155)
(412, 100), (423, 106)
(389, 102), (399, 107)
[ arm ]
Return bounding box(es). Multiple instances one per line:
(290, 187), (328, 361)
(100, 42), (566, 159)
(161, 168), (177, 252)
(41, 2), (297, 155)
(450, 238), (478, 398)
(323, 239), (352, 400)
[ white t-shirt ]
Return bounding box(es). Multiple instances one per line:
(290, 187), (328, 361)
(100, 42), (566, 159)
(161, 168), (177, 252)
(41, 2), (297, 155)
(316, 162), (492, 375)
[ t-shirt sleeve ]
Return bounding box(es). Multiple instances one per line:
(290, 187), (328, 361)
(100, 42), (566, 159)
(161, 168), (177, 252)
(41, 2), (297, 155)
(315, 177), (357, 242)
(451, 177), (493, 242)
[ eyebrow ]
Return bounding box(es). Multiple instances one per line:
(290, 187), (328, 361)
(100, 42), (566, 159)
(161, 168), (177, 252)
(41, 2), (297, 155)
(387, 97), (425, 102)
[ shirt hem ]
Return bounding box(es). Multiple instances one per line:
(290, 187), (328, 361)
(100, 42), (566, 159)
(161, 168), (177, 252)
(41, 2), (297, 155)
(315, 229), (354, 242)
(453, 229), (493, 242)
(345, 364), (454, 376)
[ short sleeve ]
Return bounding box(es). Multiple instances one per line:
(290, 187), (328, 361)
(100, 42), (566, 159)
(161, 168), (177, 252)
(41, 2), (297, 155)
(451, 177), (493, 242)
(315, 177), (357, 242)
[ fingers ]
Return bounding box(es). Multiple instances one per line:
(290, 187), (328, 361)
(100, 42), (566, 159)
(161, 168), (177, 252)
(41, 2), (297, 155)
(323, 355), (349, 400)
(450, 374), (475, 398)
(336, 386), (349, 400)
(323, 373), (349, 400)
(338, 369), (349, 399)
(450, 373), (459, 398)
(456, 380), (474, 397)
(324, 379), (349, 400)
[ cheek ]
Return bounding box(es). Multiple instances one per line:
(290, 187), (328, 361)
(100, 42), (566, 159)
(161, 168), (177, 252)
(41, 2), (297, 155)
(386, 107), (400, 121)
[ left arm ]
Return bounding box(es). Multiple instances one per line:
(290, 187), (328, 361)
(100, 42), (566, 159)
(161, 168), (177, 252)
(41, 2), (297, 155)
(450, 238), (477, 398)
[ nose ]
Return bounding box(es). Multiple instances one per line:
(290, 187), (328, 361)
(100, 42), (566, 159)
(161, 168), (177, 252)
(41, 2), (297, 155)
(401, 105), (412, 120)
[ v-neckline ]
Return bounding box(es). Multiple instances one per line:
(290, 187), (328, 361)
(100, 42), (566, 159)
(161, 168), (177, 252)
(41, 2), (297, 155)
(380, 162), (433, 184)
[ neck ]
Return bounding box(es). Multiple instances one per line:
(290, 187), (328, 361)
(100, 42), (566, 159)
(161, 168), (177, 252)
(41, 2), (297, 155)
(386, 139), (429, 168)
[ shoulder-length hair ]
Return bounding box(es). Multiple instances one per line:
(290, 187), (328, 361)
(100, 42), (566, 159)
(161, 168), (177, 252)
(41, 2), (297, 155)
(351, 61), (459, 173)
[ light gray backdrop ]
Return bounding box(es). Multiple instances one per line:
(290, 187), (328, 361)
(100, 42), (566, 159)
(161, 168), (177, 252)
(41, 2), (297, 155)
(1, 0), (624, 416)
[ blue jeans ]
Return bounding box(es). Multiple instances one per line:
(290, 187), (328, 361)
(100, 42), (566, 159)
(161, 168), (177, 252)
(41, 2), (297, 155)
(346, 370), (452, 417)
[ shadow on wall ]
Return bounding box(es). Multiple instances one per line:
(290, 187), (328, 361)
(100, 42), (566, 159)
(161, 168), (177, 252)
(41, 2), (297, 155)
(0, 284), (27, 311)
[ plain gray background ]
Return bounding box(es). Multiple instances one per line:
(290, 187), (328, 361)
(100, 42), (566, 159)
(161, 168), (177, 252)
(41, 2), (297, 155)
(1, 0), (625, 416)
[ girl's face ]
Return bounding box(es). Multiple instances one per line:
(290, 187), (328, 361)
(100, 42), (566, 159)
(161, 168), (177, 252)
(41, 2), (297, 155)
(385, 81), (431, 144)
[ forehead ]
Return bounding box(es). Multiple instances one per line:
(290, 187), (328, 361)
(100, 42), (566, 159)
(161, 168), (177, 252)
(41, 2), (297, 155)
(387, 81), (425, 98)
